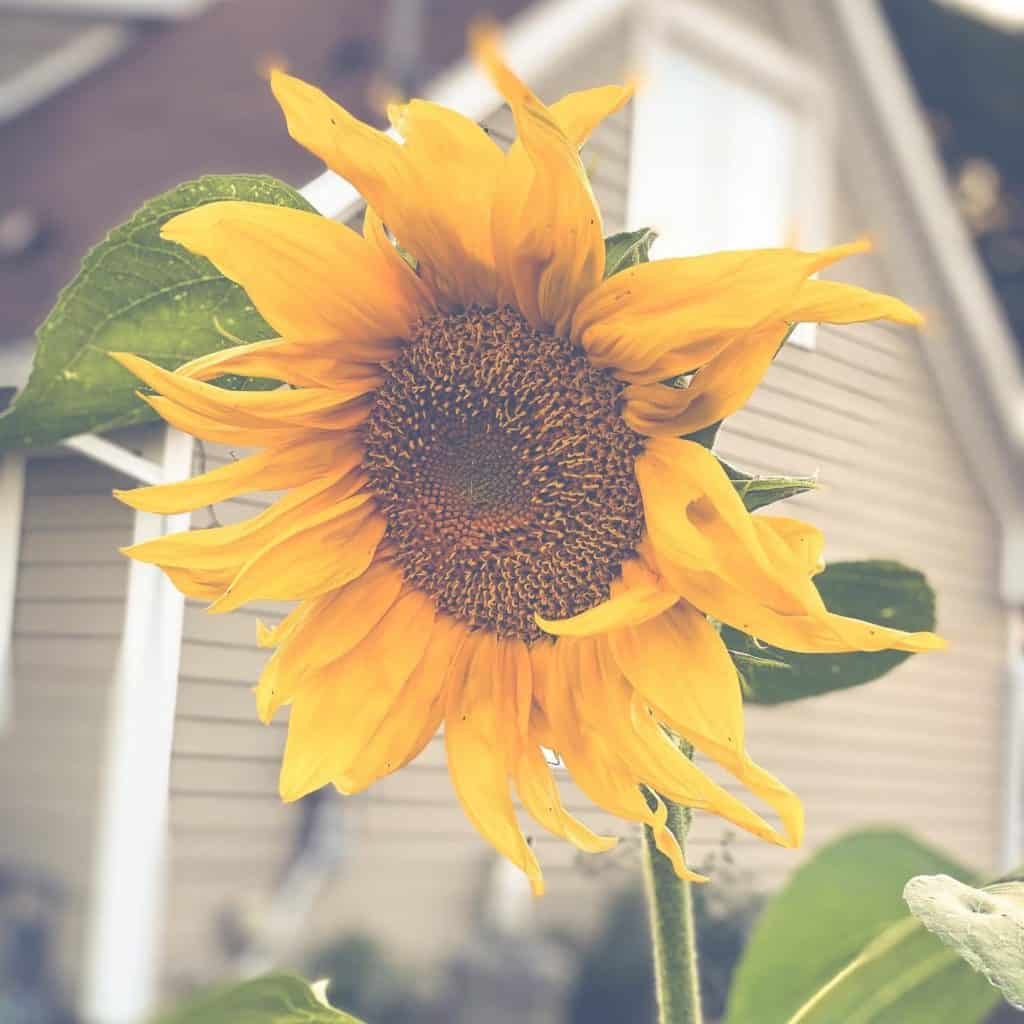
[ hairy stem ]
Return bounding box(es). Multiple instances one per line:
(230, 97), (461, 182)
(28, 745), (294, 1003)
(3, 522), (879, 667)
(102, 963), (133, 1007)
(641, 744), (703, 1024)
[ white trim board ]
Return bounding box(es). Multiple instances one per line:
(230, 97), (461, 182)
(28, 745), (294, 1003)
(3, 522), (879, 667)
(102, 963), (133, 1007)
(0, 452), (24, 734)
(81, 425), (193, 1024)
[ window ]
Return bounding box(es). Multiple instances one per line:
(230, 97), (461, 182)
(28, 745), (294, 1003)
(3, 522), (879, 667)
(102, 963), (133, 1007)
(628, 2), (835, 347)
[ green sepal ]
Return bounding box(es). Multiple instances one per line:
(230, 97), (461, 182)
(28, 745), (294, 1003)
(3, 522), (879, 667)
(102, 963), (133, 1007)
(152, 972), (367, 1024)
(603, 228), (658, 277)
(0, 174), (316, 451)
(720, 458), (818, 512)
(726, 560), (937, 704)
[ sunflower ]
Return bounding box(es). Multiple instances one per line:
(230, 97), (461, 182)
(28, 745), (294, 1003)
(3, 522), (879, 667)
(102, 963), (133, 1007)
(113, 31), (944, 894)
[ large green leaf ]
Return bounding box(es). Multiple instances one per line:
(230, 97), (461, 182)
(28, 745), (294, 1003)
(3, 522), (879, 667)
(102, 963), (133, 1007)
(725, 560), (936, 704)
(904, 875), (1024, 1009)
(724, 830), (1000, 1024)
(154, 972), (366, 1023)
(603, 228), (657, 277)
(0, 174), (315, 451)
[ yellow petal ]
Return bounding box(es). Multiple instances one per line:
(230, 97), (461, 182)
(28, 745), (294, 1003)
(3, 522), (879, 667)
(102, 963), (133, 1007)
(541, 638), (707, 882)
(622, 323), (787, 437)
(141, 391), (371, 448)
(384, 99), (503, 305)
(445, 632), (545, 895)
(271, 69), (502, 308)
(573, 240), (871, 383)
(114, 434), (360, 514)
(754, 516), (826, 577)
(175, 336), (393, 388)
(474, 27), (605, 335)
(535, 557), (678, 637)
(162, 200), (423, 341)
(255, 560), (406, 722)
(580, 637), (789, 845)
(113, 352), (377, 431)
(278, 589), (436, 802)
(123, 462), (364, 575)
(208, 495), (386, 613)
(786, 278), (924, 326)
(604, 607), (804, 846)
(550, 83), (634, 146)
(337, 615), (469, 794)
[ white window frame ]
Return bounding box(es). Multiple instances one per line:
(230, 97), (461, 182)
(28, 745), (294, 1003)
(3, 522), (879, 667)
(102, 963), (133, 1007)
(0, 452), (24, 733)
(628, 0), (837, 349)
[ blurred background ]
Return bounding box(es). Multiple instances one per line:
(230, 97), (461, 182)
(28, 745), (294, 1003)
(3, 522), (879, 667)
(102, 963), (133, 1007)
(2, 0), (1024, 1021)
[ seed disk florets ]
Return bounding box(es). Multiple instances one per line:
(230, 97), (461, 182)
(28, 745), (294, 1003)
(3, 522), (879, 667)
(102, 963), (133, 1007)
(363, 306), (644, 642)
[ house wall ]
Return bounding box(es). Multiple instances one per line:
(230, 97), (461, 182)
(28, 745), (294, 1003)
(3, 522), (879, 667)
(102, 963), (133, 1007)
(154, 0), (1012, 1000)
(0, 452), (135, 1004)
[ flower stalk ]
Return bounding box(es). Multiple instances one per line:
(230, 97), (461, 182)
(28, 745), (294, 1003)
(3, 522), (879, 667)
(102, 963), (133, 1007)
(642, 740), (704, 1024)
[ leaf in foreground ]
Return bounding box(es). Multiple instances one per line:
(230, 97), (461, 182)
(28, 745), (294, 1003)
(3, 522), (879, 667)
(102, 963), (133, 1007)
(904, 874), (1024, 1010)
(724, 829), (1000, 1024)
(153, 972), (366, 1023)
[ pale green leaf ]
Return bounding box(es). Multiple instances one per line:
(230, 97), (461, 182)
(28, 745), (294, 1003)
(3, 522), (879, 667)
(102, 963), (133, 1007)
(726, 561), (937, 704)
(603, 228), (657, 277)
(904, 875), (1024, 1010)
(724, 830), (1000, 1024)
(153, 972), (366, 1023)
(0, 174), (316, 451)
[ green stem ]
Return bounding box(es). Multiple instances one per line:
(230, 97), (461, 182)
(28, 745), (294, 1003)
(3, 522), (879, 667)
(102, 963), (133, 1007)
(641, 745), (703, 1024)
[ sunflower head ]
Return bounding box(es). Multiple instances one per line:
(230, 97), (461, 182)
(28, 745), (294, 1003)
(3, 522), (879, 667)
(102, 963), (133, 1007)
(114, 30), (943, 895)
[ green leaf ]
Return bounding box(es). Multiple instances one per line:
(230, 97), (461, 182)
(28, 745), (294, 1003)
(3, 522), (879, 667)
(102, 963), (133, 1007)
(904, 875), (1024, 1009)
(726, 560), (937, 704)
(724, 830), (1000, 1024)
(0, 174), (316, 451)
(153, 972), (367, 1023)
(603, 228), (658, 277)
(720, 458), (818, 512)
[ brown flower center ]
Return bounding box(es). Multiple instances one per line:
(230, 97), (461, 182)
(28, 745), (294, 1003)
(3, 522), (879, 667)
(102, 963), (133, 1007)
(363, 307), (645, 643)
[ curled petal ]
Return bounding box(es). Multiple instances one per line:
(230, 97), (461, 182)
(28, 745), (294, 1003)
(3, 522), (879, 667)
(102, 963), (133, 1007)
(573, 240), (871, 383)
(637, 437), (946, 654)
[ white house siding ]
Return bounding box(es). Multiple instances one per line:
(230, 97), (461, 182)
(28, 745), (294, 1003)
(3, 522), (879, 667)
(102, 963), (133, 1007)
(0, 453), (135, 1002)
(157, 0), (1011, 998)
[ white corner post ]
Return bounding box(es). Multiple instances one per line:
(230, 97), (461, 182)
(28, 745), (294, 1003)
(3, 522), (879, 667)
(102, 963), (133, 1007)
(0, 452), (25, 733)
(81, 426), (193, 1024)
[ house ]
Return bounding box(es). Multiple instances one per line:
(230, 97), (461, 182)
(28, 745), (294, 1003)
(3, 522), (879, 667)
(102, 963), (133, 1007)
(1, 0), (1023, 1021)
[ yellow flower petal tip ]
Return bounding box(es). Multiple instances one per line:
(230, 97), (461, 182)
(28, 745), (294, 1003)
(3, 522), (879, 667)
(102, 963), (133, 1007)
(257, 53), (288, 82)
